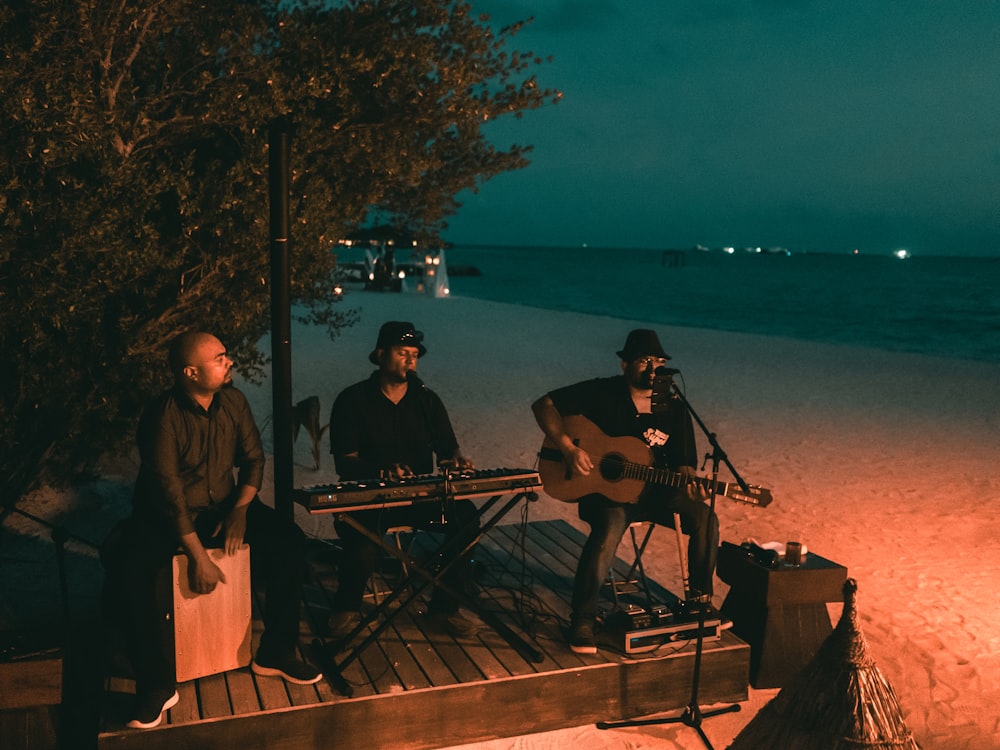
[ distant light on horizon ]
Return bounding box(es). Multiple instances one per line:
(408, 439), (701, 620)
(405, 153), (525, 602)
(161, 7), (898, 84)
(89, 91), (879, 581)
(894, 248), (911, 260)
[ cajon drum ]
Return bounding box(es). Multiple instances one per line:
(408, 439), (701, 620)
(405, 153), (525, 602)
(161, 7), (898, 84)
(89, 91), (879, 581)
(171, 545), (252, 682)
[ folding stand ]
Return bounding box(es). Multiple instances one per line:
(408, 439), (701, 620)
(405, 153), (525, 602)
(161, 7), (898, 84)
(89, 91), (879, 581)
(313, 489), (543, 696)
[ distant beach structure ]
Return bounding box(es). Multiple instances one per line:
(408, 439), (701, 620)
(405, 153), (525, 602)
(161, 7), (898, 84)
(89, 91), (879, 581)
(335, 232), (460, 297)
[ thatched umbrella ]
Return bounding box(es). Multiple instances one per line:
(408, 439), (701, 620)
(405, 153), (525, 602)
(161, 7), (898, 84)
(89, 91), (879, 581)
(727, 578), (921, 749)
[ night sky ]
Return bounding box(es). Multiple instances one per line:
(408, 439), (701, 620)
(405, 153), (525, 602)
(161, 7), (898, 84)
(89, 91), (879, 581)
(444, 1), (1000, 256)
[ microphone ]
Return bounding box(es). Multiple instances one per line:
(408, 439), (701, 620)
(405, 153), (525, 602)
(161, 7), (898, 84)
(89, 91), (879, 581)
(651, 366), (678, 413)
(406, 370), (426, 388)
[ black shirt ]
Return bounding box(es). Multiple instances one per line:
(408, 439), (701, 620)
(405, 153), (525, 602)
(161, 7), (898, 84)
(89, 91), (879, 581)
(132, 385), (264, 538)
(329, 371), (460, 481)
(548, 375), (697, 498)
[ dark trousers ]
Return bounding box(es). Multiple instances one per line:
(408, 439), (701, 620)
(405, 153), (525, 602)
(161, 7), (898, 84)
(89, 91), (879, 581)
(102, 498), (307, 693)
(571, 490), (719, 622)
(331, 498), (479, 616)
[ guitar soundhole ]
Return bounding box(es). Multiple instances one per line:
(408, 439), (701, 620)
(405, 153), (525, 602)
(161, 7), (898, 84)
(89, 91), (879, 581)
(599, 454), (626, 482)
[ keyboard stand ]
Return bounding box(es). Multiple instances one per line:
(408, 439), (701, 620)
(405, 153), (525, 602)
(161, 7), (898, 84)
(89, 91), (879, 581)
(312, 490), (543, 696)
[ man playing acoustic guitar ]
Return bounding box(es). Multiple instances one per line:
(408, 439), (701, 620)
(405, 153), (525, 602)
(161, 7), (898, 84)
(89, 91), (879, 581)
(531, 329), (719, 654)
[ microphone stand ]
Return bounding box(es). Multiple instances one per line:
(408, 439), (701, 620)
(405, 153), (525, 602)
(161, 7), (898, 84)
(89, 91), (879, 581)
(596, 381), (741, 748)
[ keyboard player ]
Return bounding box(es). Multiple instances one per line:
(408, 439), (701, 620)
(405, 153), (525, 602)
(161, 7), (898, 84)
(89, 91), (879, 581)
(326, 321), (480, 640)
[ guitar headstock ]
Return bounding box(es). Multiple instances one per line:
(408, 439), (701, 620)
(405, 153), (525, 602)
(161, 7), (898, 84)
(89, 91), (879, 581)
(726, 484), (773, 508)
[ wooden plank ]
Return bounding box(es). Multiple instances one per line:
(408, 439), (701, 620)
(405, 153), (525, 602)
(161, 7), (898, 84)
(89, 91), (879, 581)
(528, 518), (682, 613)
(314, 603), (414, 697)
(351, 533), (484, 689)
(196, 673), (232, 720)
(453, 629), (512, 681)
(498, 523), (579, 613)
(523, 522), (586, 587)
(97, 644), (748, 750)
(253, 671), (291, 711)
(0, 655), (62, 709)
(384, 538), (520, 682)
(405, 619), (481, 685)
(531, 519), (588, 567)
(355, 628), (406, 694)
(284, 680), (322, 708)
(474, 625), (537, 677)
(494, 522), (577, 597)
(225, 669), (260, 716)
(466, 549), (569, 671)
(385, 603), (458, 688)
(390, 521), (541, 681)
(487, 523), (604, 668)
(472, 542), (588, 671)
(373, 600), (434, 690)
(0, 705), (59, 750)
(300, 557), (382, 699)
(98, 519), (751, 750)
(510, 523), (636, 658)
(170, 680), (201, 725)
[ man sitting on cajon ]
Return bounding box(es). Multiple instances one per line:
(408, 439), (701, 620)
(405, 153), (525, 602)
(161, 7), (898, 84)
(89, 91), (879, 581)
(104, 331), (320, 729)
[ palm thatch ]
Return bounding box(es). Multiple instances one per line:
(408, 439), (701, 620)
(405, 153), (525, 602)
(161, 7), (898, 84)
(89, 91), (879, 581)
(727, 578), (920, 749)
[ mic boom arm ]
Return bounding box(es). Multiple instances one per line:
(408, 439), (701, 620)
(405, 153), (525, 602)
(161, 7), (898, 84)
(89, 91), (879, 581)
(669, 382), (751, 494)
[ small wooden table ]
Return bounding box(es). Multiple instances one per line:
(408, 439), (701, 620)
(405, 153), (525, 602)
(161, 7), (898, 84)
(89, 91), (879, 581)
(717, 542), (847, 688)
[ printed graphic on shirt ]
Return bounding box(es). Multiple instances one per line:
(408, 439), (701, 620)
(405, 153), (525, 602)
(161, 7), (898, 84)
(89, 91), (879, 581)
(643, 427), (670, 447)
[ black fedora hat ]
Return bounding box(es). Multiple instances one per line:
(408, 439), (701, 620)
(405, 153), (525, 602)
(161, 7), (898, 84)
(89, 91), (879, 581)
(616, 329), (670, 362)
(368, 321), (427, 364)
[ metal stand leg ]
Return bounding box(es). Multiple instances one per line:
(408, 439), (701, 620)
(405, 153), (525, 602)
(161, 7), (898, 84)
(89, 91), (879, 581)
(315, 491), (542, 696)
(673, 512), (690, 599)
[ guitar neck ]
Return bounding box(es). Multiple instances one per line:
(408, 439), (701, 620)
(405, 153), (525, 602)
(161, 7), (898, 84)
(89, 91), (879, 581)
(637, 463), (718, 493)
(636, 462), (765, 506)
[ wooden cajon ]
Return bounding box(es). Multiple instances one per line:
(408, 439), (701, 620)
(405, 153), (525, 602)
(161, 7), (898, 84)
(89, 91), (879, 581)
(171, 545), (252, 682)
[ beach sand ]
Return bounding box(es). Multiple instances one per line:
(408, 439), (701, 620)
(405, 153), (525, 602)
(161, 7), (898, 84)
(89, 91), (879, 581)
(5, 290), (999, 749)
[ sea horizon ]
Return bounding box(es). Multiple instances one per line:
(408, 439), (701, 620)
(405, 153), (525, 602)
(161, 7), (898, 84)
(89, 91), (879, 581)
(449, 242), (1000, 260)
(440, 245), (999, 364)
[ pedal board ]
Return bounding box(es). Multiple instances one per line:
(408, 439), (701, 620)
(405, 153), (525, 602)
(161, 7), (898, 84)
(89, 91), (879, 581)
(604, 605), (723, 654)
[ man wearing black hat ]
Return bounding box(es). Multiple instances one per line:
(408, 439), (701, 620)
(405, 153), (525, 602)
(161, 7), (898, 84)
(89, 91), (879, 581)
(532, 329), (719, 654)
(326, 321), (479, 638)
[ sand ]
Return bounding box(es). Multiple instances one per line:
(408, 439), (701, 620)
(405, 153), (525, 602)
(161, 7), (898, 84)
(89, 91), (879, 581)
(6, 290), (999, 749)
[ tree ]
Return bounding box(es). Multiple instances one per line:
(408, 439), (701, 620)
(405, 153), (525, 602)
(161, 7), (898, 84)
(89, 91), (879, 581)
(0, 0), (559, 510)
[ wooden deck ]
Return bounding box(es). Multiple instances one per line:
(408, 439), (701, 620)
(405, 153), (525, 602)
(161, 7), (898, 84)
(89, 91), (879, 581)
(98, 518), (750, 750)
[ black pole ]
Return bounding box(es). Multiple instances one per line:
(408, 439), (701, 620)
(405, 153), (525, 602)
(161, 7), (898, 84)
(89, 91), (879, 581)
(269, 118), (294, 522)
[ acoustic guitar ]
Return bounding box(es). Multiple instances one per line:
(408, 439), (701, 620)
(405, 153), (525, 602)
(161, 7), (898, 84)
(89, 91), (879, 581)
(537, 414), (772, 508)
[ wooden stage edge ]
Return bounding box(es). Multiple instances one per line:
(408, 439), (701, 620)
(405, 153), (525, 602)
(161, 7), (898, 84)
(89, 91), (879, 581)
(98, 518), (750, 750)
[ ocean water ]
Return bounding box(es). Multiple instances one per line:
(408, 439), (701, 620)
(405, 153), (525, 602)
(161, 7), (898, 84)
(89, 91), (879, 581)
(445, 247), (999, 364)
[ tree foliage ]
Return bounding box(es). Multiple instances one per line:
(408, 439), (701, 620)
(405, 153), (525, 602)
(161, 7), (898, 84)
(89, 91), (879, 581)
(0, 0), (559, 509)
